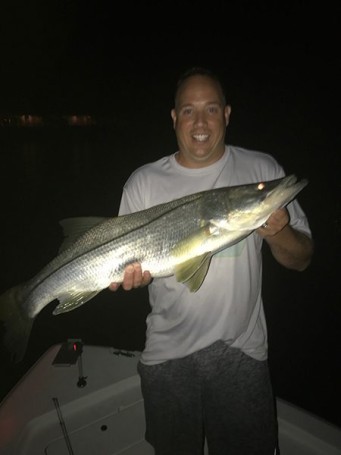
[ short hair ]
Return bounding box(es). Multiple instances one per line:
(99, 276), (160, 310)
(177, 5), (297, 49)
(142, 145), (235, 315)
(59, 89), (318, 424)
(174, 67), (227, 105)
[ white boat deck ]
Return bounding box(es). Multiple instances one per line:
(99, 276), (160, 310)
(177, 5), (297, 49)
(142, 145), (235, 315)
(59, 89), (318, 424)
(1, 343), (340, 455)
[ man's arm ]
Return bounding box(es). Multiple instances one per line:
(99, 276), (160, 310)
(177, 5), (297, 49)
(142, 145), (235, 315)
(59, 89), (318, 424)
(258, 208), (314, 271)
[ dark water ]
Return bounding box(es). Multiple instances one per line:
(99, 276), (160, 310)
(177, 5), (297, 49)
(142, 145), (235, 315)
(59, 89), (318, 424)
(0, 119), (340, 430)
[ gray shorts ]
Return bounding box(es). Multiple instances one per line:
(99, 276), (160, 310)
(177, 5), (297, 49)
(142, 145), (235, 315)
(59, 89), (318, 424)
(138, 340), (277, 455)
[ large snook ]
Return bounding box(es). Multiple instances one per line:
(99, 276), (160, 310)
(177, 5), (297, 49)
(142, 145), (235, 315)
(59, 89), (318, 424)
(0, 174), (307, 362)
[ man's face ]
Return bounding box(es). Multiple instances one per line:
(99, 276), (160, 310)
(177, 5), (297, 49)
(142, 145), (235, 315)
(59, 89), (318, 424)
(171, 75), (231, 168)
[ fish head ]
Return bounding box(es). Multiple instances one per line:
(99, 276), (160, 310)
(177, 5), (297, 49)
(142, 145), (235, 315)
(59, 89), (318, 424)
(215, 175), (308, 231)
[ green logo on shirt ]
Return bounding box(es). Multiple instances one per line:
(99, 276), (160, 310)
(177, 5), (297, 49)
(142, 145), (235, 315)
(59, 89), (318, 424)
(215, 239), (246, 258)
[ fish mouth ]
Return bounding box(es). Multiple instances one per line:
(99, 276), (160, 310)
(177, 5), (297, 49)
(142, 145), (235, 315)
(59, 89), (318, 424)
(265, 174), (308, 207)
(266, 175), (306, 195)
(278, 174), (308, 192)
(281, 174), (299, 187)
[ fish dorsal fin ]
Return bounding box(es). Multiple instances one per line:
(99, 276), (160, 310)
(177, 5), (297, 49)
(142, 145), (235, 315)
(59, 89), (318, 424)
(53, 290), (101, 315)
(58, 217), (108, 252)
(175, 253), (212, 292)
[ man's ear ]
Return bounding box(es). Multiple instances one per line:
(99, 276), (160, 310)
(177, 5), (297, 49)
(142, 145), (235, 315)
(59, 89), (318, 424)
(225, 105), (231, 126)
(171, 108), (177, 128)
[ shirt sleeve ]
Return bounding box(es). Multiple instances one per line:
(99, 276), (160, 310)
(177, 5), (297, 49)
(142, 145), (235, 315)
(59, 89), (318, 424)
(287, 199), (312, 238)
(118, 171), (147, 216)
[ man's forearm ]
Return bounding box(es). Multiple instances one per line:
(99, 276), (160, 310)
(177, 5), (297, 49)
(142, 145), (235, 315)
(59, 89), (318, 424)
(266, 225), (314, 271)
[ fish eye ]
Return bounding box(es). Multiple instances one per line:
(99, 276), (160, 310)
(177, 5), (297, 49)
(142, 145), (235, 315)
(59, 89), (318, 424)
(257, 182), (265, 190)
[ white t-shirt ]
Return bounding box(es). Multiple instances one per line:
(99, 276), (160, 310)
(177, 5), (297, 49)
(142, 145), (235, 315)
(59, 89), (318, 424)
(119, 145), (311, 364)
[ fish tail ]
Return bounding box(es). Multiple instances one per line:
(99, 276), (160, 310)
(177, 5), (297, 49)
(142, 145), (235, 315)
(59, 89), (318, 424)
(0, 285), (34, 363)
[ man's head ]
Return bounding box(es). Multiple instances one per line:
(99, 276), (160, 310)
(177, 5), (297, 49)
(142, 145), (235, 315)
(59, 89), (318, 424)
(171, 67), (231, 168)
(174, 67), (228, 107)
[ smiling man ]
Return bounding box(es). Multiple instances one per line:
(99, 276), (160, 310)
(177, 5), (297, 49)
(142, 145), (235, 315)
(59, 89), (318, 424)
(109, 67), (313, 455)
(171, 71), (231, 168)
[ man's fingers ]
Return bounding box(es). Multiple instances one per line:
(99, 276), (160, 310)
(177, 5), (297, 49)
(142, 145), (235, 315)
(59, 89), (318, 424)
(109, 263), (151, 292)
(109, 282), (120, 291)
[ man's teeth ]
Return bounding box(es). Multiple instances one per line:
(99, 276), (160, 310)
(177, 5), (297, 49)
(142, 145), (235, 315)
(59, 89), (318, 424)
(193, 134), (209, 142)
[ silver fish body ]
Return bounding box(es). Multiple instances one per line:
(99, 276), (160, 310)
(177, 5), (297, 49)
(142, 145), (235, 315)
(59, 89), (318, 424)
(0, 174), (308, 361)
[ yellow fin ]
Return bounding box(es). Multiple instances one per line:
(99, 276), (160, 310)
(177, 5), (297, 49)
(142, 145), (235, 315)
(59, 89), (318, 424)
(53, 290), (101, 315)
(175, 253), (212, 292)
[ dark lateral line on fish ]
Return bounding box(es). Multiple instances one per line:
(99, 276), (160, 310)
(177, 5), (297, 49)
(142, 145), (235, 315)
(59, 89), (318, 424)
(25, 193), (206, 299)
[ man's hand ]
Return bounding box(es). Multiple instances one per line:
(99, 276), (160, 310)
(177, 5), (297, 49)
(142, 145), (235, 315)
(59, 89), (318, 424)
(109, 263), (152, 291)
(257, 207), (290, 237)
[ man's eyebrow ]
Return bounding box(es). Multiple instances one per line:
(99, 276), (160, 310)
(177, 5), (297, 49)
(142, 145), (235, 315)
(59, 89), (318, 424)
(177, 103), (193, 110)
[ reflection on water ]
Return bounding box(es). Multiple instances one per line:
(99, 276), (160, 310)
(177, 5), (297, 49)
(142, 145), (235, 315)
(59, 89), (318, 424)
(0, 126), (340, 429)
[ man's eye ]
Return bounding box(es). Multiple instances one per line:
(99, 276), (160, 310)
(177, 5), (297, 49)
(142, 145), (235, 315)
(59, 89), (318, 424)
(182, 108), (193, 115)
(208, 106), (218, 114)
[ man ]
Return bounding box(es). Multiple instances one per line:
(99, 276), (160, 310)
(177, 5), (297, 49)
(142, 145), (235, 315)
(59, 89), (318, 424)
(110, 67), (313, 454)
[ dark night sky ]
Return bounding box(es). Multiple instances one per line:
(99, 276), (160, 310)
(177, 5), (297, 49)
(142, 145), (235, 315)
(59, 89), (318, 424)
(1, 1), (339, 114)
(1, 0), (341, 428)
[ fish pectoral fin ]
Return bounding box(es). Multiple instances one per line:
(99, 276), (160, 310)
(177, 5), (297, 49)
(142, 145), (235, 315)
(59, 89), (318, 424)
(175, 253), (212, 292)
(53, 290), (101, 315)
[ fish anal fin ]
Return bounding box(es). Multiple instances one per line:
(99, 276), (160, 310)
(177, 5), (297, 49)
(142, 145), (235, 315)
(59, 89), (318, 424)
(53, 290), (101, 315)
(175, 253), (212, 292)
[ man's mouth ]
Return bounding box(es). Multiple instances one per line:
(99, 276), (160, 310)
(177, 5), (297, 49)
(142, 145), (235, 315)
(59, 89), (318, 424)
(192, 134), (209, 142)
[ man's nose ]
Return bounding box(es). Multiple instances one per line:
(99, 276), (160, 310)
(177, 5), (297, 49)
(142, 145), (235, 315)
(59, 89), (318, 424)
(194, 111), (207, 126)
